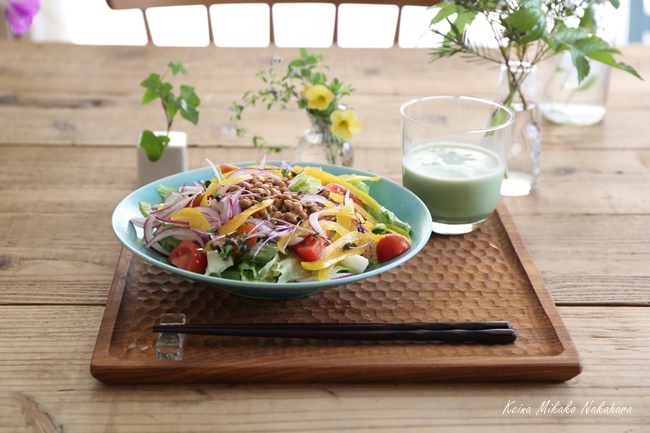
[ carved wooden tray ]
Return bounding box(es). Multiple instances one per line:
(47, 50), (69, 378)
(91, 202), (581, 383)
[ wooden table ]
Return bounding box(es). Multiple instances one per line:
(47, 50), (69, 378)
(1, 41), (649, 432)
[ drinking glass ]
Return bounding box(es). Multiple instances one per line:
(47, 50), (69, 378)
(401, 96), (514, 235)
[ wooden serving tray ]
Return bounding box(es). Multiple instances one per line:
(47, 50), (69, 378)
(91, 202), (581, 383)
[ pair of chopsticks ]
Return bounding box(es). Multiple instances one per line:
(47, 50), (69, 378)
(152, 321), (517, 345)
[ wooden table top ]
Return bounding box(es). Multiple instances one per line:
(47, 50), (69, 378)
(1, 41), (649, 432)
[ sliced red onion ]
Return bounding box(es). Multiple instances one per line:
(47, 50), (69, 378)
(279, 161), (293, 174)
(162, 190), (186, 207)
(216, 183), (230, 196)
(300, 193), (333, 207)
(149, 242), (170, 257)
(143, 215), (159, 244)
(190, 228), (211, 242)
(344, 189), (351, 204)
(227, 167), (283, 183)
(155, 216), (190, 226)
(193, 206), (221, 222)
(270, 222), (312, 246)
(130, 216), (146, 228)
(229, 192), (242, 217)
(179, 185), (203, 195)
(286, 235), (307, 246)
(219, 198), (232, 222)
(205, 195), (219, 208)
(258, 154), (268, 170)
(206, 158), (223, 183)
(150, 196), (193, 220)
(145, 227), (204, 249)
(308, 210), (328, 239)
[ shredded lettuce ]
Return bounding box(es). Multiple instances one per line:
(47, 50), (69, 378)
(235, 251), (310, 283)
(311, 255), (370, 281)
(156, 185), (177, 200)
(138, 201), (153, 217)
(268, 253), (312, 283)
(288, 172), (322, 193)
(353, 181), (370, 194)
(205, 251), (234, 277)
(159, 236), (180, 253)
(369, 205), (412, 234)
(334, 255), (369, 274)
(241, 243), (278, 266)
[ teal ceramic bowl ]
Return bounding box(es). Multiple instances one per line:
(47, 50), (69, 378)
(112, 162), (432, 299)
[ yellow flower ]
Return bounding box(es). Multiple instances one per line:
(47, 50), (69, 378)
(303, 84), (334, 111)
(302, 83), (311, 99)
(330, 109), (362, 142)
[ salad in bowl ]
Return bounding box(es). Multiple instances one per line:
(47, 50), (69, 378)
(113, 158), (432, 298)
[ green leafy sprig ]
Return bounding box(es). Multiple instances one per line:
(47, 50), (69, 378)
(428, 0), (642, 108)
(230, 49), (354, 153)
(139, 60), (201, 162)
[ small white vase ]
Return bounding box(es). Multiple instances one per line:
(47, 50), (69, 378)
(137, 131), (188, 186)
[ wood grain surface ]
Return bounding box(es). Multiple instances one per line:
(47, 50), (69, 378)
(1, 41), (649, 432)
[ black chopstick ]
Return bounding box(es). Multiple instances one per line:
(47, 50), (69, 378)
(152, 322), (517, 345)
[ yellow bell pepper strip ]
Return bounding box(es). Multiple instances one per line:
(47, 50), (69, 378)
(326, 191), (345, 204)
(301, 167), (380, 211)
(171, 208), (212, 232)
(318, 220), (350, 238)
(335, 199), (358, 232)
(318, 265), (335, 282)
(301, 231), (383, 271)
(199, 177), (219, 206)
(353, 202), (375, 225)
(304, 248), (364, 273)
(221, 174), (253, 185)
(200, 174), (254, 206)
(276, 221), (312, 254)
(383, 223), (412, 243)
(217, 199), (274, 235)
(338, 174), (382, 183)
(322, 191), (375, 229)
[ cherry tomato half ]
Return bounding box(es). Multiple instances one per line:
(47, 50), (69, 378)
(376, 234), (409, 263)
(294, 235), (326, 262)
(168, 240), (207, 273)
(220, 163), (239, 175)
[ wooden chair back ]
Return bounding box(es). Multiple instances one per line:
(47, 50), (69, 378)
(106, 0), (442, 45)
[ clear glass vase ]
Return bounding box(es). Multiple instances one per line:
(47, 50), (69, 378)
(540, 52), (610, 126)
(497, 62), (541, 196)
(295, 113), (354, 167)
(539, 2), (610, 126)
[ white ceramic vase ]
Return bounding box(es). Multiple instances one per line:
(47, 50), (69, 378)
(136, 131), (187, 186)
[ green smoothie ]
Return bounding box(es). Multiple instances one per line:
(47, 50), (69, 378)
(403, 143), (505, 224)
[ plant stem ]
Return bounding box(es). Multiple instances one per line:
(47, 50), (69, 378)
(161, 99), (172, 135)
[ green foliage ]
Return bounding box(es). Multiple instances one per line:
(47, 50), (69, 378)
(230, 49), (355, 152)
(139, 129), (170, 162)
(139, 60), (201, 162)
(428, 0), (642, 104)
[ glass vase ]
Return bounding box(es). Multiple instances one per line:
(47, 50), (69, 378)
(497, 62), (541, 196)
(295, 113), (354, 167)
(539, 2), (611, 126)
